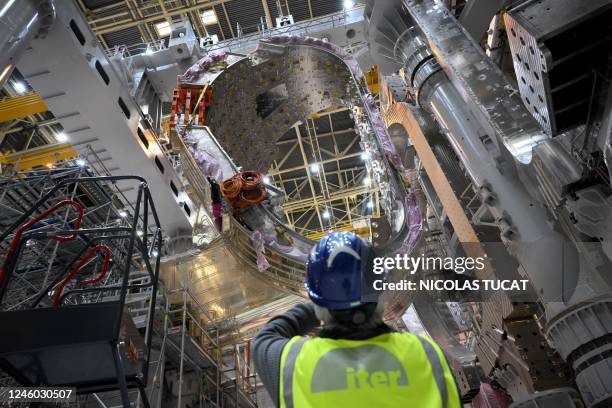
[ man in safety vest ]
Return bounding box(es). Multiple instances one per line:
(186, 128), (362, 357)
(252, 231), (462, 407)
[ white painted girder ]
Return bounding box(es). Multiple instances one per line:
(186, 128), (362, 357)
(17, 0), (194, 235)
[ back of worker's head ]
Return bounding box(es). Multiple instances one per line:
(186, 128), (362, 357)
(306, 231), (383, 330)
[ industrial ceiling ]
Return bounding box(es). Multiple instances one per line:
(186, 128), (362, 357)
(78, 0), (350, 49)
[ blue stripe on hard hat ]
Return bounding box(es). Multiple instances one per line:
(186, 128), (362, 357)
(305, 231), (375, 309)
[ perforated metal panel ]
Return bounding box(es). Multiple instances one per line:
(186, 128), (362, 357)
(505, 0), (612, 136)
(504, 15), (551, 134)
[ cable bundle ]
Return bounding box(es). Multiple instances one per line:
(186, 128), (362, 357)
(220, 171), (267, 208)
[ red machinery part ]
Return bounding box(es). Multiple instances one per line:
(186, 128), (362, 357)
(169, 86), (213, 130)
(245, 339), (251, 378)
(0, 200), (84, 287)
(53, 244), (111, 307)
(127, 340), (139, 364)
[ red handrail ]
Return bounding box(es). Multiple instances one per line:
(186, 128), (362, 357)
(53, 244), (111, 307)
(0, 200), (84, 287)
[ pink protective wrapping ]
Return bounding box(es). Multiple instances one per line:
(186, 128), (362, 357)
(364, 94), (403, 169)
(471, 383), (513, 408)
(251, 229), (308, 271)
(396, 188), (423, 256)
(178, 52), (228, 84)
(251, 230), (270, 271)
(181, 128), (224, 183)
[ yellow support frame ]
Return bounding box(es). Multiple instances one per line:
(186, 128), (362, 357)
(0, 143), (78, 172)
(0, 92), (48, 122)
(305, 224), (371, 240)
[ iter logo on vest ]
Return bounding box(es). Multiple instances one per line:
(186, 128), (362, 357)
(310, 345), (409, 393)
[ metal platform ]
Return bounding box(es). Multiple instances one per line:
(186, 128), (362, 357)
(164, 329), (217, 370)
(0, 302), (142, 394)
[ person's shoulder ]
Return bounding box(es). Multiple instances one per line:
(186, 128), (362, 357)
(391, 331), (418, 339)
(390, 331), (433, 346)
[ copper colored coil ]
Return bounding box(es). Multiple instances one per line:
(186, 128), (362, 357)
(240, 171), (263, 190)
(239, 188), (267, 206)
(221, 176), (242, 199)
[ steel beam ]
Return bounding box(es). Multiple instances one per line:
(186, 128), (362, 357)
(0, 143), (78, 171)
(267, 151), (362, 176)
(261, 0), (274, 29)
(91, 0), (227, 35)
(283, 185), (373, 212)
(17, 1), (194, 235)
(295, 125), (324, 230)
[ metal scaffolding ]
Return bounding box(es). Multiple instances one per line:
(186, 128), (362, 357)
(0, 149), (160, 312)
(0, 151), (258, 407)
(156, 251), (258, 407)
(0, 159), (164, 406)
(267, 109), (380, 238)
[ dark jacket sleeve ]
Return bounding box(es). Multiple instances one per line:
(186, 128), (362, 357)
(252, 303), (319, 406)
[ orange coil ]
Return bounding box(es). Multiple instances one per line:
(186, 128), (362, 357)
(220, 171), (267, 209)
(236, 189), (267, 207)
(240, 171), (263, 190)
(221, 176), (242, 199)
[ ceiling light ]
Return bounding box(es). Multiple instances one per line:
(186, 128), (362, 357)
(263, 176), (271, 184)
(322, 210), (330, 219)
(310, 163), (320, 173)
(13, 81), (27, 94)
(343, 0), (355, 9)
(76, 158), (86, 166)
(361, 152), (369, 160)
(367, 200), (374, 209)
(119, 210), (128, 218)
(151, 250), (159, 257)
(155, 21), (172, 37)
(201, 9), (218, 25)
(56, 132), (68, 143)
(137, 230), (144, 237)
(363, 176), (371, 186)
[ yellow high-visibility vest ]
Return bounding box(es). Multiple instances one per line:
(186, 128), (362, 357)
(279, 332), (461, 408)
